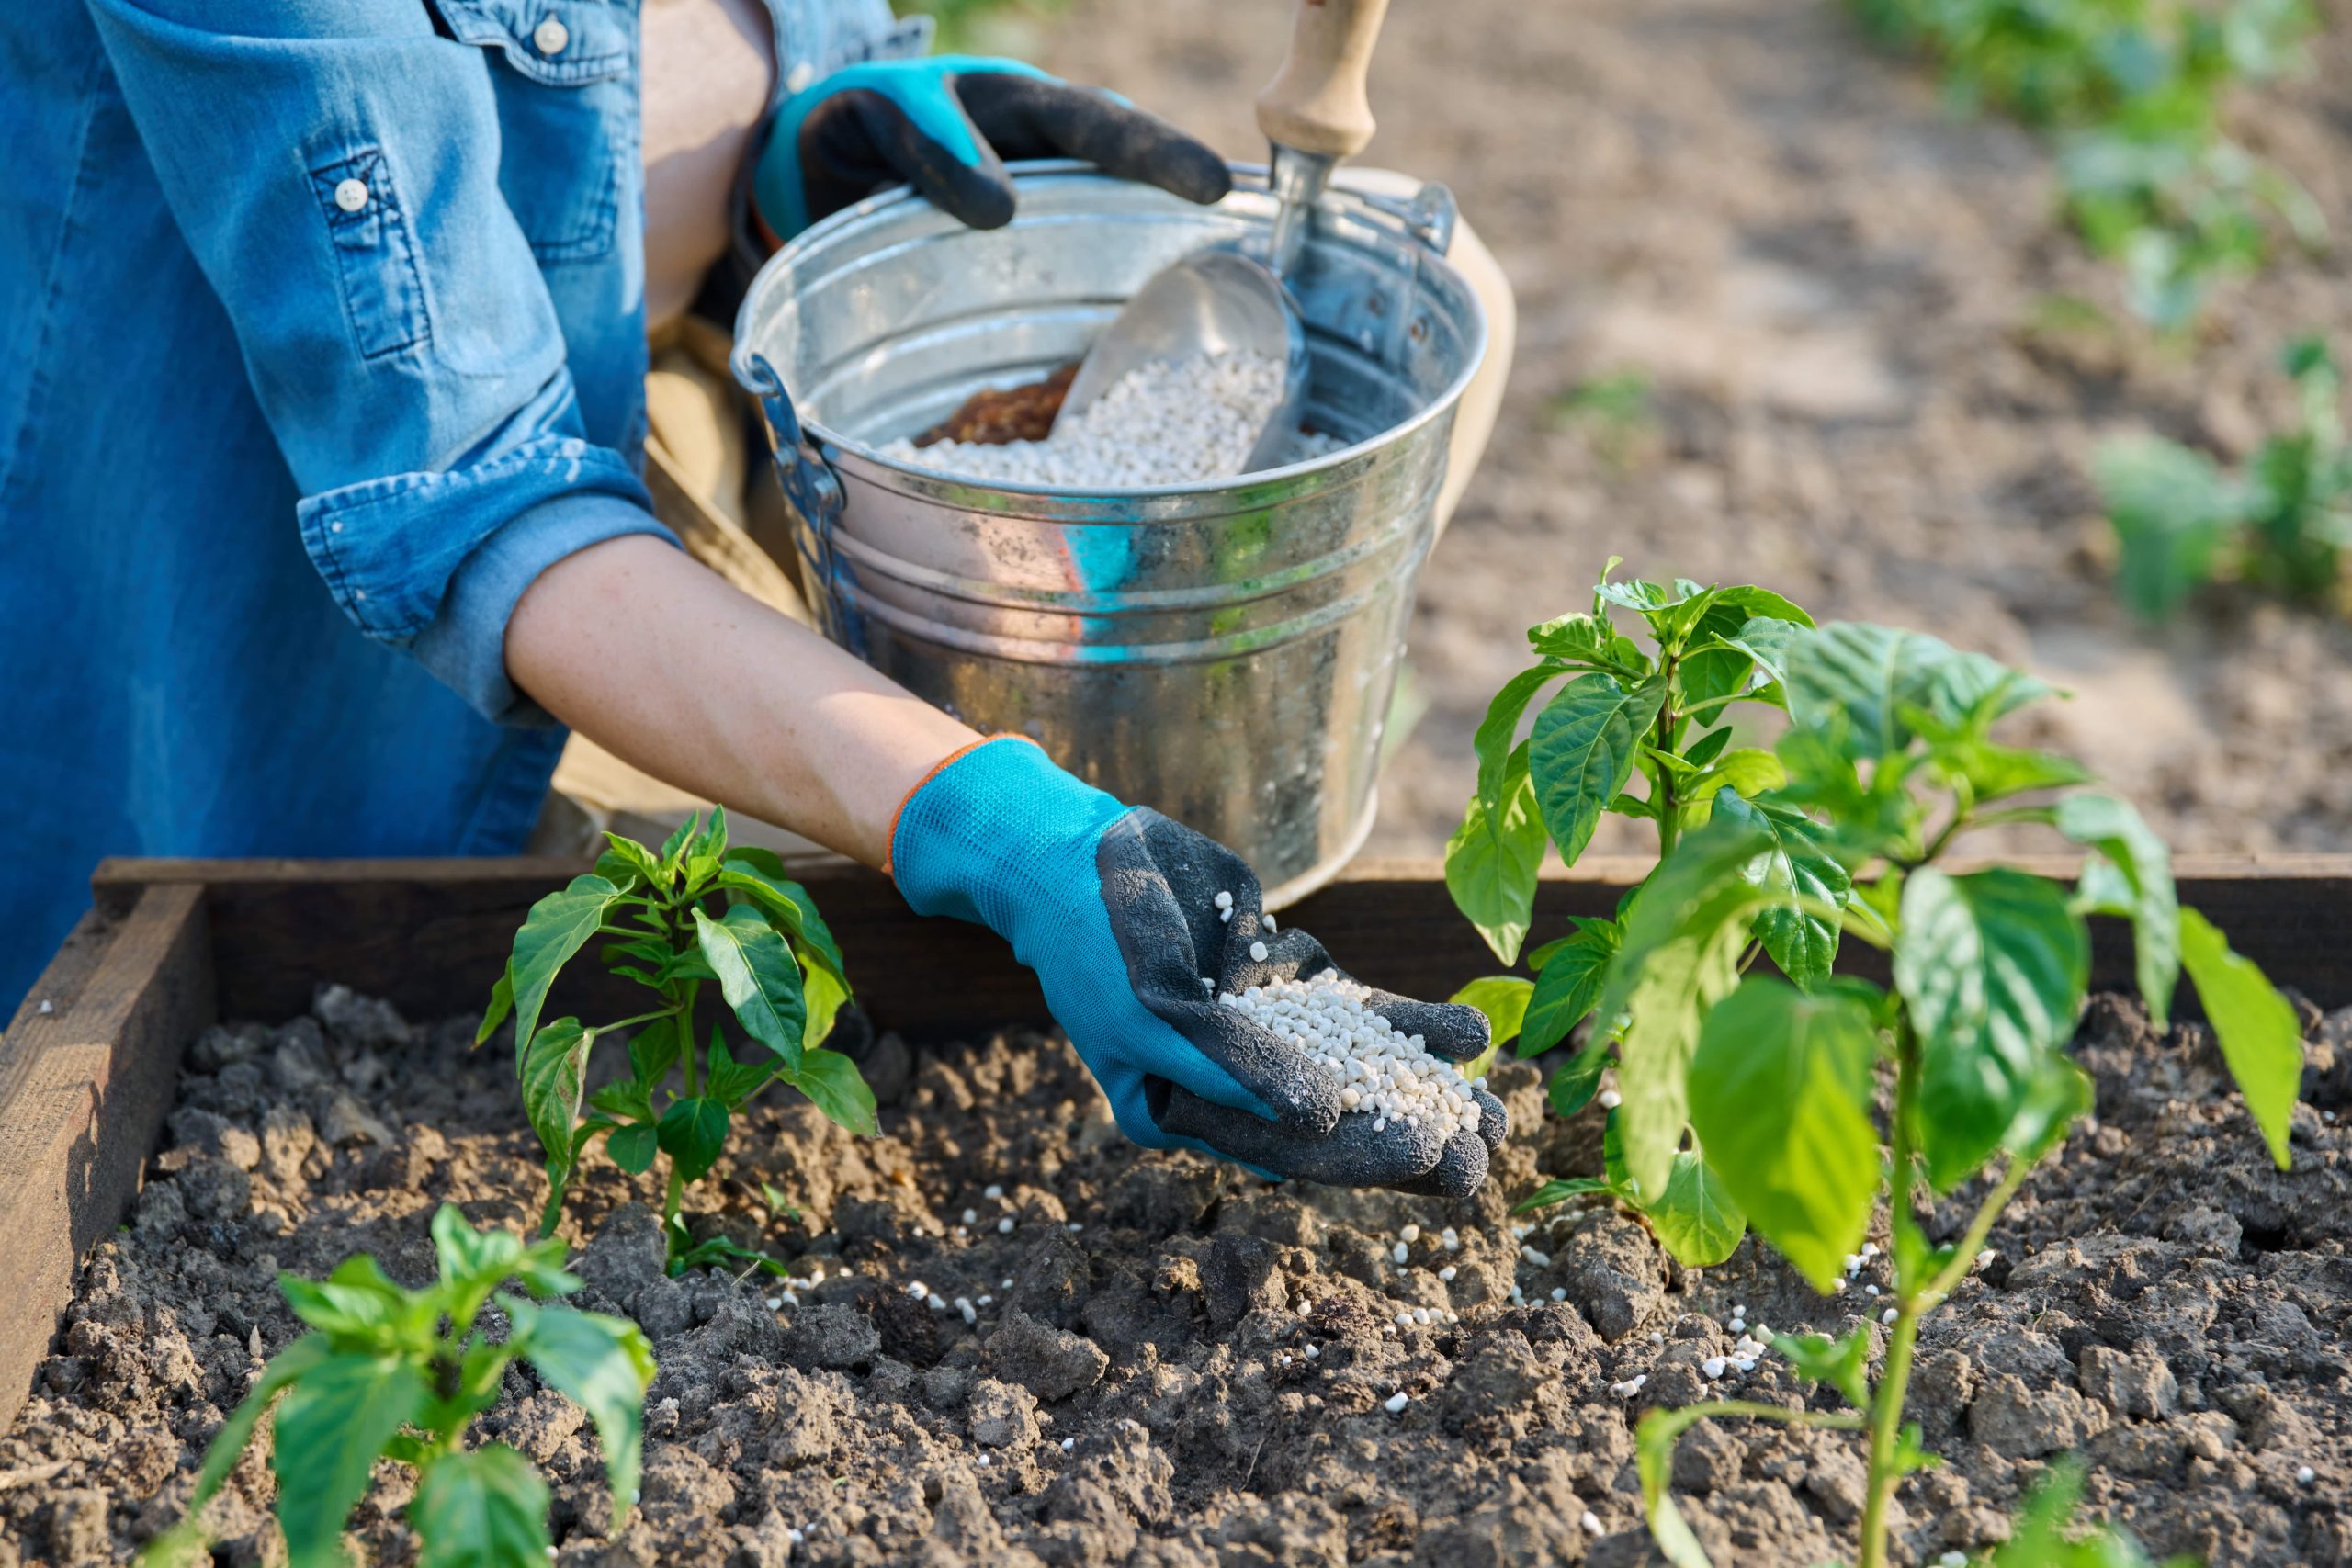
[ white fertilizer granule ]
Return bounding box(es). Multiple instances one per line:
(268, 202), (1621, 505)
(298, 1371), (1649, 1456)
(1218, 972), (1481, 1137)
(882, 352), (1338, 488)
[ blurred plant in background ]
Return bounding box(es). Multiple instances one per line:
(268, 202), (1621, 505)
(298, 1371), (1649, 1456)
(898, 0), (1069, 52)
(1849, 0), (2324, 331)
(2097, 334), (2352, 618)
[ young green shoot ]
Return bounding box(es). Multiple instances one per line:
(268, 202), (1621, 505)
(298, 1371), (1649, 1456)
(479, 808), (872, 1274)
(1595, 617), (2301, 1568)
(1445, 563), (1822, 1264)
(141, 1205), (653, 1568)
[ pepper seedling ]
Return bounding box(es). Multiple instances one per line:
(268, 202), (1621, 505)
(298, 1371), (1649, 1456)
(141, 1205), (653, 1568)
(479, 808), (870, 1274)
(1602, 619), (2301, 1568)
(1445, 563), (1820, 1265)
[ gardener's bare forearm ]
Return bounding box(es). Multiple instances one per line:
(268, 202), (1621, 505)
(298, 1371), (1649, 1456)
(504, 535), (980, 869)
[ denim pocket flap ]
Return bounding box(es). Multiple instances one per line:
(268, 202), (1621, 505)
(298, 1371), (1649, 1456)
(434, 0), (629, 85)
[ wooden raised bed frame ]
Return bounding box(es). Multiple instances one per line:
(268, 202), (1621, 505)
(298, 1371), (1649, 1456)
(5, 852), (2348, 1433)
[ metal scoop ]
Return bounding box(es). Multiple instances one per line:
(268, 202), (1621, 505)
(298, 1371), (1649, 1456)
(1056, 0), (1394, 473)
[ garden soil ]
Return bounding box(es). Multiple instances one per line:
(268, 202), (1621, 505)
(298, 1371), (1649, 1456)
(1025, 0), (2352, 861)
(5, 985), (2350, 1566)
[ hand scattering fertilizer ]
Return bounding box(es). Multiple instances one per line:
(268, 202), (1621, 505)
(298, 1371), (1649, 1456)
(880, 351), (1338, 488)
(1218, 972), (1483, 1135)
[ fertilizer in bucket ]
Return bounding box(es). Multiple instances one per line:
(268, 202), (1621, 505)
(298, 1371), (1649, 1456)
(878, 350), (1342, 488)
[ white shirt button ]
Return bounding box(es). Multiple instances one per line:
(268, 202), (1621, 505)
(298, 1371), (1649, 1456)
(533, 17), (569, 55)
(785, 61), (817, 94)
(334, 177), (369, 213)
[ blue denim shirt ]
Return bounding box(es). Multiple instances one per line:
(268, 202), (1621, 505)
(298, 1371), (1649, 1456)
(0, 0), (918, 1009)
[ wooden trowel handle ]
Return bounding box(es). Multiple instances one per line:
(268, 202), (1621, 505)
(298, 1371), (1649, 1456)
(1256, 0), (1391, 160)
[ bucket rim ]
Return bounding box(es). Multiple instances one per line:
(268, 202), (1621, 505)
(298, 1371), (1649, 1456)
(735, 160), (1490, 502)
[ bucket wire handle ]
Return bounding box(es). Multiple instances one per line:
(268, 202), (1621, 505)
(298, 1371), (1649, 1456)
(741, 352), (845, 608)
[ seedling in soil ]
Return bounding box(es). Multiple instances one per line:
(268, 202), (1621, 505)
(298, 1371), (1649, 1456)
(1849, 0), (2323, 331)
(1593, 618), (2301, 1568)
(2098, 334), (2352, 619)
(142, 1205), (653, 1568)
(1444, 563), (1818, 1263)
(479, 809), (871, 1273)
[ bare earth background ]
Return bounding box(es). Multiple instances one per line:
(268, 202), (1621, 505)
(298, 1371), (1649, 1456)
(1029, 0), (2352, 862)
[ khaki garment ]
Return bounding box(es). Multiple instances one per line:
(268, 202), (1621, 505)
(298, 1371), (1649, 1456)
(540, 184), (1518, 852)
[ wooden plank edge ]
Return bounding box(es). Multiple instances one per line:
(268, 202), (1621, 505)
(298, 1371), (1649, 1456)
(0, 885), (215, 1434)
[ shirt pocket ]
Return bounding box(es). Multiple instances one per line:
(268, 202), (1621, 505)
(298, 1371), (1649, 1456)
(435, 0), (634, 265)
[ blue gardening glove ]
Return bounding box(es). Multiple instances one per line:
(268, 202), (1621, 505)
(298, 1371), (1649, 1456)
(890, 738), (1509, 1199)
(752, 56), (1231, 240)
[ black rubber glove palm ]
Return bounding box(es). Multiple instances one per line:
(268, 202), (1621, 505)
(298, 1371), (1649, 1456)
(1100, 812), (1511, 1200)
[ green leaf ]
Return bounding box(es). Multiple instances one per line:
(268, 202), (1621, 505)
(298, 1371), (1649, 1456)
(791, 1048), (879, 1136)
(1449, 976), (1533, 1070)
(1681, 728), (1733, 771)
(476, 970), (514, 1048)
(151, 1334), (334, 1564)
(628, 1016), (682, 1088)
(588, 1080), (655, 1124)
(1444, 761), (1546, 965)
(1772, 1329), (1872, 1410)
(1521, 920), (1620, 1055)
(279, 1256), (435, 1349)
(600, 833), (668, 890)
(1511, 1176), (1613, 1213)
(692, 906), (808, 1067)
(519, 1019), (593, 1169)
(412, 1443), (552, 1568)
(1688, 978), (1879, 1291)
(1787, 623), (2043, 765)
(505, 876), (620, 1067)
(2056, 793), (2180, 1029)
(2002, 1053), (2096, 1165)
(1645, 1149), (1747, 1267)
(2096, 434), (2238, 621)
(605, 1122), (659, 1175)
(722, 848), (849, 982)
(657, 1097), (729, 1183)
(1526, 614), (1645, 672)
(1547, 1042), (1613, 1117)
(2179, 907), (2300, 1170)
(802, 962), (851, 1051)
(1712, 792), (1850, 988)
(1474, 665), (1568, 825)
(693, 805), (729, 861)
(656, 815), (698, 871)
(1601, 817), (1780, 1196)
(1685, 748), (1785, 806)
(505, 1296), (654, 1526)
(1596, 575), (1679, 615)
(1895, 868), (2090, 1189)
(1528, 673), (1668, 867)
(1942, 740), (2096, 803)
(1714, 587), (1815, 628)
(1635, 1406), (1721, 1568)
(431, 1203), (574, 1298)
(705, 1035), (780, 1108)
(272, 1350), (432, 1568)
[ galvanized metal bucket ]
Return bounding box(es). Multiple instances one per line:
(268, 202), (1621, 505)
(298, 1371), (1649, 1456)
(732, 161), (1487, 905)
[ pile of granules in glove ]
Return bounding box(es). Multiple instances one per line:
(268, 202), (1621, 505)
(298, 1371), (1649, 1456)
(1218, 973), (1484, 1136)
(879, 351), (1340, 488)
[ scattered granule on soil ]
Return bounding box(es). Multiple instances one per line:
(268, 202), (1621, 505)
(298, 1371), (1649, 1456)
(880, 351), (1340, 487)
(1218, 972), (1483, 1136)
(6, 986), (2352, 1567)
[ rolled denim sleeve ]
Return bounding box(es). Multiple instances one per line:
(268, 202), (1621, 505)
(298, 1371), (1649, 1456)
(86, 0), (673, 723)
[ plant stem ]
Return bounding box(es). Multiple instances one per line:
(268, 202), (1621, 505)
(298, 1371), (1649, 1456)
(1654, 653), (1681, 856)
(661, 1162), (687, 1267)
(1860, 1304), (1922, 1568)
(1859, 1021), (1926, 1568)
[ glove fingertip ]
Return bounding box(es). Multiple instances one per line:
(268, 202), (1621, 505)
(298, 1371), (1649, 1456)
(1160, 143), (1232, 207)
